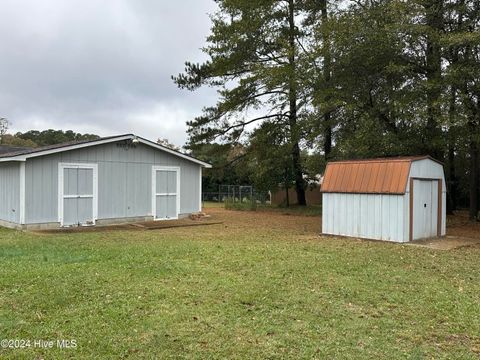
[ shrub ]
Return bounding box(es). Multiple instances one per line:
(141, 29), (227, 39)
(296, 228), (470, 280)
(224, 198), (257, 211)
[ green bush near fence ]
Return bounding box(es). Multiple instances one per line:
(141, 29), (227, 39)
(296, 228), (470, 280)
(224, 198), (257, 211)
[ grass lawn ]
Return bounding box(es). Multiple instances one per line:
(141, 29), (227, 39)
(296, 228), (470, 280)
(257, 204), (323, 216)
(0, 208), (479, 359)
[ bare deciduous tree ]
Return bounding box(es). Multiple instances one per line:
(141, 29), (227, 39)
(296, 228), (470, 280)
(0, 118), (10, 144)
(157, 138), (180, 151)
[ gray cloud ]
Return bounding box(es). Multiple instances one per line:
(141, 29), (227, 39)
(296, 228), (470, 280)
(0, 0), (218, 146)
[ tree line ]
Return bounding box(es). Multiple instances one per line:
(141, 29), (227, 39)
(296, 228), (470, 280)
(0, 127), (99, 148)
(173, 0), (480, 220)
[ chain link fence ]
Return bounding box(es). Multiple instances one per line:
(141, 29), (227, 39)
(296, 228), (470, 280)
(202, 185), (270, 207)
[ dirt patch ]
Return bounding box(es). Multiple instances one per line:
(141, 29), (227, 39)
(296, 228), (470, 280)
(204, 207), (321, 235)
(31, 207), (478, 248)
(207, 207), (479, 249)
(446, 211), (480, 239)
(33, 218), (222, 234)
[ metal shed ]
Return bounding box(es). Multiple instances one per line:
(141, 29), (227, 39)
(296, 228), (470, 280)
(0, 134), (211, 230)
(321, 156), (446, 242)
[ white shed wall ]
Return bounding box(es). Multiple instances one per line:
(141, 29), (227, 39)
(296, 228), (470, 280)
(0, 162), (20, 223)
(321, 158), (446, 243)
(322, 193), (407, 242)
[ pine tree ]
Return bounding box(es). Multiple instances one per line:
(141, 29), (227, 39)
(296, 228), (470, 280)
(173, 0), (310, 205)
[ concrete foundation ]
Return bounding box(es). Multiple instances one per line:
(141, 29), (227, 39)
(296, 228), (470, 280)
(0, 214), (192, 231)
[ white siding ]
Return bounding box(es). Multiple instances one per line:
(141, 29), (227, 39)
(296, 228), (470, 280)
(408, 159), (446, 189)
(0, 162), (20, 223)
(402, 194), (410, 241)
(24, 142), (202, 224)
(322, 193), (407, 242)
(442, 191), (446, 235)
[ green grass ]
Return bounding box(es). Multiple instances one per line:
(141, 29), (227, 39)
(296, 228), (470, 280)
(202, 201), (224, 208)
(0, 220), (479, 359)
(224, 199), (257, 211)
(258, 204), (323, 216)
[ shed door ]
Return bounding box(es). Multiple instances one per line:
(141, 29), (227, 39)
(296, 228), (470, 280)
(152, 167), (179, 220)
(412, 179), (438, 240)
(60, 164), (97, 226)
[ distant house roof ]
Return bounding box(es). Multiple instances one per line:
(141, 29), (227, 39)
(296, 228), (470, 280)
(321, 156), (440, 194)
(0, 134), (212, 168)
(0, 145), (33, 155)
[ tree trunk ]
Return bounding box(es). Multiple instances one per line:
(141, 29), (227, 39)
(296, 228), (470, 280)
(463, 92), (479, 221)
(477, 160), (480, 215)
(291, 142), (306, 205)
(288, 0), (306, 206)
(469, 138), (479, 221)
(477, 164), (480, 215)
(321, 0), (332, 161)
(284, 173), (290, 207)
(446, 86), (457, 214)
(424, 0), (444, 160)
(447, 146), (457, 214)
(465, 93), (479, 221)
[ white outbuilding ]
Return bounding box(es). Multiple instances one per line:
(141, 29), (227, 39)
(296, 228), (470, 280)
(321, 156), (446, 242)
(0, 134), (211, 230)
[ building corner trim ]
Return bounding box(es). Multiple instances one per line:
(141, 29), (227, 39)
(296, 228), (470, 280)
(199, 166), (202, 212)
(19, 162), (26, 224)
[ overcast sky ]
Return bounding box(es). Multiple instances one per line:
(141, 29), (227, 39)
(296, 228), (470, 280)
(0, 0), (218, 147)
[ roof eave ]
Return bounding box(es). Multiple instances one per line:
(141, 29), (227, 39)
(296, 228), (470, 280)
(320, 191), (406, 195)
(0, 157), (26, 162)
(411, 155), (444, 166)
(0, 134), (213, 168)
(0, 135), (133, 162)
(135, 136), (212, 168)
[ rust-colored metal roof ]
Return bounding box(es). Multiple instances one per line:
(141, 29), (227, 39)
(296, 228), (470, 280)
(321, 156), (437, 194)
